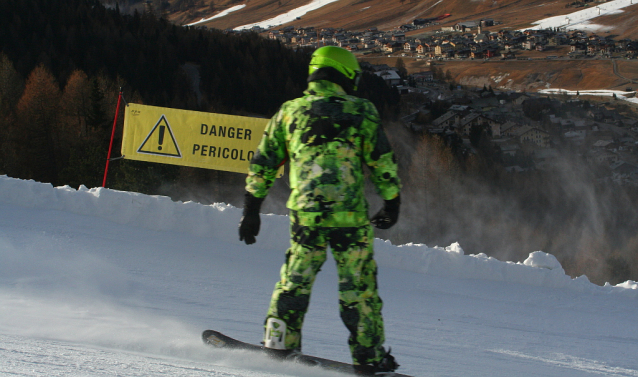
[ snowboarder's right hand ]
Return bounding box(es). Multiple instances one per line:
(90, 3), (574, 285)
(238, 192), (264, 245)
(370, 195), (400, 230)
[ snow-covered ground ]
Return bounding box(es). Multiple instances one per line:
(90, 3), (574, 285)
(187, 5), (247, 27)
(234, 0), (340, 30)
(525, 0), (637, 32)
(0, 175), (637, 377)
(539, 89), (638, 105)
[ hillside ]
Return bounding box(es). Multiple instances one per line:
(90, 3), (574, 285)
(164, 0), (638, 92)
(172, 0), (638, 39)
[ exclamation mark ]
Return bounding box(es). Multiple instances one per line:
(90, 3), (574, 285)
(158, 125), (165, 151)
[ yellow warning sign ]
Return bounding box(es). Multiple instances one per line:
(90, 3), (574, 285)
(137, 115), (181, 157)
(121, 103), (282, 176)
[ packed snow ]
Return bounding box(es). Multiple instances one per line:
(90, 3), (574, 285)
(0, 174), (637, 376)
(538, 89), (638, 105)
(524, 0), (637, 32)
(234, 0), (340, 30)
(187, 5), (247, 27)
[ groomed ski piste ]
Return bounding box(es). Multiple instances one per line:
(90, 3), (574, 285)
(524, 0), (637, 32)
(234, 0), (341, 31)
(0, 174), (637, 376)
(187, 5), (247, 27)
(538, 89), (638, 105)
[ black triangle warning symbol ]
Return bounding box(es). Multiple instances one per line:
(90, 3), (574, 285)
(137, 115), (182, 157)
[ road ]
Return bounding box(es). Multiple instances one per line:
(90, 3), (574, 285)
(612, 58), (638, 86)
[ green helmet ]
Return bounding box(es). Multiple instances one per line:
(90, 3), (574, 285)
(309, 46), (361, 89)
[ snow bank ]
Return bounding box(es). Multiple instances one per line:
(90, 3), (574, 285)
(0, 175), (290, 251)
(374, 239), (636, 296)
(0, 175), (635, 297)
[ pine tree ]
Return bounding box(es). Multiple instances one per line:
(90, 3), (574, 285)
(0, 54), (24, 174)
(0, 54), (24, 112)
(86, 78), (107, 129)
(395, 58), (407, 79)
(445, 69), (453, 82)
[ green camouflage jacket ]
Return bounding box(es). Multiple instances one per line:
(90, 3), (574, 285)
(246, 80), (401, 227)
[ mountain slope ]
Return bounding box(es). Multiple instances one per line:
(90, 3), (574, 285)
(1, 175), (637, 376)
(172, 0), (638, 38)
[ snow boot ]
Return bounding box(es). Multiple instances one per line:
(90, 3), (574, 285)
(263, 347), (302, 361)
(353, 348), (399, 375)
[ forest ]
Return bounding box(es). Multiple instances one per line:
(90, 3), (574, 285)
(1, 0), (637, 285)
(0, 0), (398, 190)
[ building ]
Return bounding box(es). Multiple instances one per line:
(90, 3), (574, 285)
(454, 21), (479, 32)
(458, 113), (501, 137)
(410, 71), (434, 84)
(374, 70), (401, 86)
(515, 126), (550, 148)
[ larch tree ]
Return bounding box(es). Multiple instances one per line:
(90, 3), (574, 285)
(15, 64), (61, 183)
(61, 69), (91, 141)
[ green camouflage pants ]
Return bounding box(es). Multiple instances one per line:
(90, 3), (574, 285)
(264, 218), (386, 366)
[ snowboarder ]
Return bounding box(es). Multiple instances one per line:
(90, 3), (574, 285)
(238, 46), (401, 375)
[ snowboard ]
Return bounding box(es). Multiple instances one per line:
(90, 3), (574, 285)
(201, 330), (412, 376)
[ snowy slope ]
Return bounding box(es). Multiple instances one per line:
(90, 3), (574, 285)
(187, 4), (247, 27)
(525, 0), (637, 32)
(538, 89), (638, 105)
(0, 175), (637, 377)
(233, 0), (340, 30)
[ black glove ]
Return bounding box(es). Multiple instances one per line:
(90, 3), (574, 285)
(239, 192), (265, 245)
(370, 196), (400, 230)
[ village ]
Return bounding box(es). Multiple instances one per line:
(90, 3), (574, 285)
(370, 66), (638, 186)
(245, 16), (638, 61)
(216, 13), (638, 185)
(225, 15), (638, 185)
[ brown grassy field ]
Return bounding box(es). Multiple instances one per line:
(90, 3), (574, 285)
(361, 55), (638, 92)
(617, 59), (638, 82)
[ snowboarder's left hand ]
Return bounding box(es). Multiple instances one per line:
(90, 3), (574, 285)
(239, 212), (260, 244)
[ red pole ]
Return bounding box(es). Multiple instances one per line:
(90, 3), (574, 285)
(102, 89), (123, 188)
